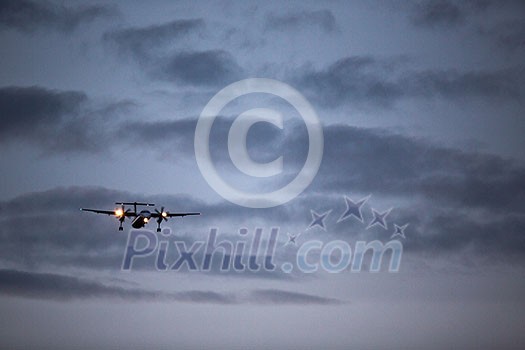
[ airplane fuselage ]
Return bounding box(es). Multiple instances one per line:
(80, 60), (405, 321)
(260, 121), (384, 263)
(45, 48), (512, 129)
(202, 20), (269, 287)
(131, 210), (152, 229)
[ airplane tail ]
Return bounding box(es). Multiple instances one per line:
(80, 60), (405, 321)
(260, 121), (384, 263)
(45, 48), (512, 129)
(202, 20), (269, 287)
(115, 202), (155, 207)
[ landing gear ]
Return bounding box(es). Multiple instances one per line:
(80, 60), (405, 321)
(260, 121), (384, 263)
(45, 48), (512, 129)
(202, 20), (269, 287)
(155, 208), (168, 233)
(119, 226), (123, 231)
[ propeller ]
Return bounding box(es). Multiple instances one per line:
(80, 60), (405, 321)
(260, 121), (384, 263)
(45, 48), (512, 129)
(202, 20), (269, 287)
(115, 204), (131, 222)
(115, 204), (130, 231)
(154, 207), (169, 232)
(155, 207), (168, 224)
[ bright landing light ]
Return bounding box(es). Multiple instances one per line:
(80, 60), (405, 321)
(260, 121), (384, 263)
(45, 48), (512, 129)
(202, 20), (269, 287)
(115, 208), (124, 217)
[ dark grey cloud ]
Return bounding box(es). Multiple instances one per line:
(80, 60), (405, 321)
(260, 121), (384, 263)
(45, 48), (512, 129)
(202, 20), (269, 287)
(174, 290), (236, 304)
(103, 19), (205, 63)
(0, 0), (116, 32)
(409, 0), (525, 50)
(249, 289), (342, 305)
(2, 106), (525, 268)
(479, 19), (525, 53)
(409, 0), (525, 60)
(403, 208), (525, 260)
(0, 269), (343, 305)
(0, 86), (86, 131)
(3, 113), (525, 271)
(156, 50), (243, 86)
(265, 9), (337, 32)
(3, 97), (523, 221)
(117, 118), (525, 260)
(0, 187), (166, 270)
(0, 269), (236, 303)
(295, 56), (523, 107)
(104, 20), (242, 86)
(0, 85), (132, 153)
(316, 124), (525, 215)
(295, 56), (403, 107)
(0, 99), (272, 161)
(410, 0), (469, 28)
(0, 186), (295, 272)
(0, 186), (324, 283)
(0, 268), (163, 300)
(307, 124), (525, 259)
(408, 0), (523, 29)
(403, 68), (521, 99)
(0, 185), (128, 215)
(0, 85), (91, 150)
(119, 118), (197, 162)
(6, 105), (518, 221)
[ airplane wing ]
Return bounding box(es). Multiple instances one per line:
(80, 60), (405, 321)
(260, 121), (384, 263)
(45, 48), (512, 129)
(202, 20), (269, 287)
(150, 212), (201, 218)
(166, 212), (200, 217)
(80, 208), (136, 217)
(80, 208), (115, 215)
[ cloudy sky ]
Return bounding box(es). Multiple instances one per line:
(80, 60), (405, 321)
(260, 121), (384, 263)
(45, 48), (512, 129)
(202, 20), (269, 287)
(1, 0), (525, 349)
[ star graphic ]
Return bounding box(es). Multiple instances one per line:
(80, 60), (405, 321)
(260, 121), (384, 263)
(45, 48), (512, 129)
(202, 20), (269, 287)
(308, 209), (331, 231)
(367, 208), (392, 230)
(285, 232), (300, 246)
(391, 223), (408, 239)
(337, 195), (371, 223)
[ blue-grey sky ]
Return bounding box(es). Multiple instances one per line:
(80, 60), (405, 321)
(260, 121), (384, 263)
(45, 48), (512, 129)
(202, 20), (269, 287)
(1, 0), (524, 349)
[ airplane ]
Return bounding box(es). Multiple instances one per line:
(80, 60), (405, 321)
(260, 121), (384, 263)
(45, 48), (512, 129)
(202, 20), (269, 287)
(80, 202), (200, 232)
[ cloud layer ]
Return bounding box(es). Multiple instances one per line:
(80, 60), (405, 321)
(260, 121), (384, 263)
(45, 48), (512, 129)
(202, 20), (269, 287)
(295, 56), (523, 108)
(0, 269), (342, 305)
(0, 0), (116, 32)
